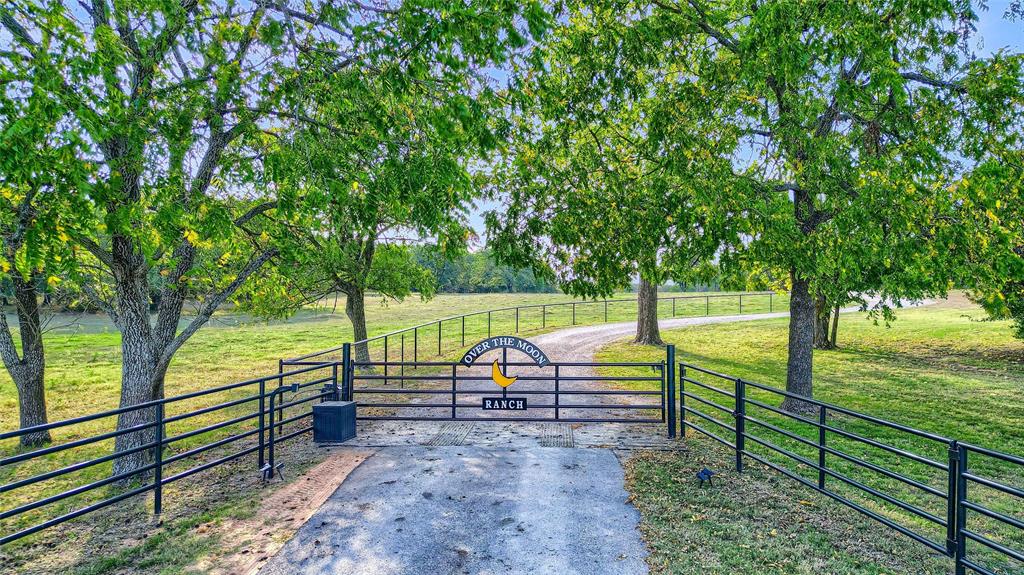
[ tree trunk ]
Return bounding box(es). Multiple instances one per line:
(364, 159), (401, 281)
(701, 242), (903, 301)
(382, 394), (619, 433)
(14, 275), (49, 445)
(346, 287), (371, 363)
(634, 278), (664, 345)
(813, 294), (834, 350)
(0, 274), (51, 446)
(111, 320), (160, 480)
(13, 366), (48, 445)
(105, 233), (276, 480)
(830, 303), (841, 348)
(111, 240), (161, 480)
(781, 272), (815, 414)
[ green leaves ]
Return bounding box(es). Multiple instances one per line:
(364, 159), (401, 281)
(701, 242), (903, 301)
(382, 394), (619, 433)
(253, 0), (556, 307)
(0, 0), (556, 324)
(492, 0), (1023, 317)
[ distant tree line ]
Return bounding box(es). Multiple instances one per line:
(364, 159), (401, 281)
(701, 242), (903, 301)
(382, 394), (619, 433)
(655, 282), (720, 293)
(413, 247), (558, 294)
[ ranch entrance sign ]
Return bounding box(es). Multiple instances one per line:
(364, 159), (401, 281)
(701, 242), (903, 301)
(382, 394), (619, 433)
(460, 336), (550, 411)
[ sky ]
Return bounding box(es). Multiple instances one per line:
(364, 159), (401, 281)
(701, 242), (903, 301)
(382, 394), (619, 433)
(466, 2), (1024, 241)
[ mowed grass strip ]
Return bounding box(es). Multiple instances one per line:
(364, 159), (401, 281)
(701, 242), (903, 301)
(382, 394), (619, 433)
(0, 291), (785, 543)
(626, 444), (952, 575)
(599, 294), (1024, 574)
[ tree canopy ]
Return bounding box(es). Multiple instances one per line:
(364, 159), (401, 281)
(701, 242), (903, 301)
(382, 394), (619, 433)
(0, 0), (552, 471)
(488, 0), (1024, 408)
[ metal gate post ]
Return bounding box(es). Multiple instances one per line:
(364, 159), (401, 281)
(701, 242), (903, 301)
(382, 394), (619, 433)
(679, 364), (687, 437)
(515, 307), (519, 333)
(461, 316), (465, 347)
(769, 293), (773, 313)
(739, 294), (743, 314)
(572, 303), (576, 325)
(332, 363), (340, 401)
(276, 358), (284, 423)
(267, 390), (276, 476)
(266, 384), (298, 479)
(400, 333), (406, 386)
(451, 364), (458, 419)
(153, 402), (164, 515)
(438, 321), (442, 355)
(341, 343), (352, 401)
(955, 445), (967, 574)
(383, 336), (388, 386)
(604, 300), (608, 322)
(414, 327), (418, 364)
(666, 345), (676, 438)
(554, 365), (560, 420)
(818, 407), (827, 489)
(946, 441), (959, 557)
(705, 296), (709, 316)
(734, 378), (746, 472)
(542, 305), (546, 328)
(488, 311), (491, 337)
(258, 378), (266, 469)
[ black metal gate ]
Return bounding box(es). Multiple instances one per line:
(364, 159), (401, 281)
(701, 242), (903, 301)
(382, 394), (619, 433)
(316, 343), (678, 437)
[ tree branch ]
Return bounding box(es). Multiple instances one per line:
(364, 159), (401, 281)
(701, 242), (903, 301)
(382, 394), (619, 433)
(267, 1), (349, 37)
(0, 8), (38, 50)
(235, 201), (278, 227)
(73, 234), (114, 269)
(651, 0), (739, 53)
(80, 282), (120, 327)
(158, 248), (278, 370)
(900, 71), (966, 93)
(773, 183), (803, 193)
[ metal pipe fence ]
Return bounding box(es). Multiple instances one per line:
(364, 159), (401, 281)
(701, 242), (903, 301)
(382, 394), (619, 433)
(678, 362), (1024, 575)
(0, 363), (339, 546)
(283, 292), (784, 366)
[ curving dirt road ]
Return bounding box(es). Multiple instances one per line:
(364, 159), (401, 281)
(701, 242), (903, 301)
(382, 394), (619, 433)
(530, 310), (792, 359)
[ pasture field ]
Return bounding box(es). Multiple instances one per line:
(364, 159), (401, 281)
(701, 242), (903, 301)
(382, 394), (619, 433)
(599, 294), (1024, 574)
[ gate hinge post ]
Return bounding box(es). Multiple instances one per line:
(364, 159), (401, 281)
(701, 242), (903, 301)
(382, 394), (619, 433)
(734, 378), (746, 473)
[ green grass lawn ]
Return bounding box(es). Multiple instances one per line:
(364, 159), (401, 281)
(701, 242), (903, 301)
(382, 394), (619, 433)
(626, 446), (952, 574)
(0, 290), (785, 549)
(599, 294), (1024, 574)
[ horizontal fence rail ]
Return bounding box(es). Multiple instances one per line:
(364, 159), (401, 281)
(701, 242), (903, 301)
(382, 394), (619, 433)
(678, 362), (1024, 575)
(283, 292), (785, 366)
(0, 364), (339, 546)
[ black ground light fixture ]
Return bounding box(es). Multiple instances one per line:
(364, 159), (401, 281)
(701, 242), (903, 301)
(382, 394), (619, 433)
(696, 468), (716, 488)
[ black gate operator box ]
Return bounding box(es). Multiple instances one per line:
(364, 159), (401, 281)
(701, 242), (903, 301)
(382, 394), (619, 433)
(313, 401), (357, 443)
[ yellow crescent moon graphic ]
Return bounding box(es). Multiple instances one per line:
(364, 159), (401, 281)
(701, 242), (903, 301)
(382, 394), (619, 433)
(491, 360), (518, 388)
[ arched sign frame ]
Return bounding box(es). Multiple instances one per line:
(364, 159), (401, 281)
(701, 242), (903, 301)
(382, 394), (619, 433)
(459, 336), (550, 368)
